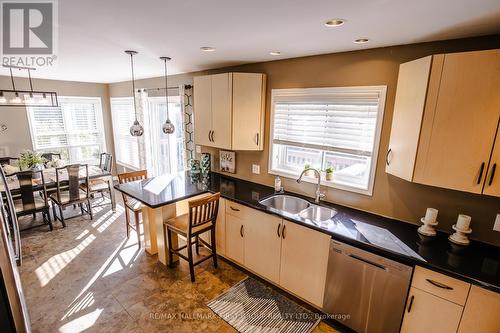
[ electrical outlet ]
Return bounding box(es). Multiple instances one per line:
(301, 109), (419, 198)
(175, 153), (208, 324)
(494, 214), (500, 232)
(252, 164), (260, 174)
(195, 145), (202, 154)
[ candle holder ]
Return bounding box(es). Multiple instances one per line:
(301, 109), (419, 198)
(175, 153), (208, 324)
(418, 217), (439, 236)
(449, 224), (472, 246)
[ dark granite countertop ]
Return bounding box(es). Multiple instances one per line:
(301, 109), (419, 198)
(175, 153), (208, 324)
(115, 171), (500, 293)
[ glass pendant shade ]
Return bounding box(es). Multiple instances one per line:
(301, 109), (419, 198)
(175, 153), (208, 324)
(162, 118), (175, 134)
(130, 119), (144, 136)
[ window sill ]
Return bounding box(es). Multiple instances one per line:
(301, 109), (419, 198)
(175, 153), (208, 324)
(269, 168), (373, 196)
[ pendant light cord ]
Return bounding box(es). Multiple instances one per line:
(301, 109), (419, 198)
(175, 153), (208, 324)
(130, 53), (138, 121)
(163, 58), (170, 120)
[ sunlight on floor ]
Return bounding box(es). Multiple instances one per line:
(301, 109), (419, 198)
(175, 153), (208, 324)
(62, 292), (95, 320)
(35, 234), (96, 287)
(58, 308), (103, 333)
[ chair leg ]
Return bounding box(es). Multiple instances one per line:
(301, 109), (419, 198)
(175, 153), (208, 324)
(195, 235), (200, 255)
(87, 200), (93, 220)
(52, 203), (57, 222)
(187, 236), (195, 282)
(45, 209), (53, 231)
(211, 227), (218, 269)
(32, 212), (36, 220)
(166, 228), (173, 268)
(134, 210), (141, 248)
(59, 206), (66, 228)
(124, 207), (130, 238)
(80, 203), (84, 215)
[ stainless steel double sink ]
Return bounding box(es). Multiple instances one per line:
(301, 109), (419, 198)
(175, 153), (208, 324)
(259, 194), (337, 224)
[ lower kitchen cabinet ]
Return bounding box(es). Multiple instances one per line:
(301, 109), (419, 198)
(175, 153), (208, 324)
(458, 285), (500, 333)
(400, 287), (463, 333)
(279, 220), (330, 308)
(225, 214), (245, 265)
(244, 211), (282, 284)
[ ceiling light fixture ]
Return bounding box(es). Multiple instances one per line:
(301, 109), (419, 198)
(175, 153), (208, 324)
(200, 46), (216, 52)
(0, 65), (58, 107)
(324, 19), (345, 27)
(354, 38), (370, 44)
(160, 56), (175, 135)
(269, 51), (281, 56)
(125, 50), (144, 137)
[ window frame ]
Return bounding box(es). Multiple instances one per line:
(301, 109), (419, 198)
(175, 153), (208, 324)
(109, 96), (140, 170)
(268, 86), (387, 196)
(26, 95), (107, 164)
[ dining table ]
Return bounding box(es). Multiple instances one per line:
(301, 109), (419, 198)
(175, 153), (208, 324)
(0, 165), (116, 211)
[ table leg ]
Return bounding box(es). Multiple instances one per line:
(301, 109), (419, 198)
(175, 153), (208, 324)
(141, 204), (178, 265)
(108, 177), (116, 212)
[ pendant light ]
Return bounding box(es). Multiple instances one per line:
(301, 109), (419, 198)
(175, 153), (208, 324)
(160, 56), (175, 134)
(125, 50), (144, 137)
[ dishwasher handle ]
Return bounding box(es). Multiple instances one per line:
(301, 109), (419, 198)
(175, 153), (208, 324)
(348, 253), (388, 271)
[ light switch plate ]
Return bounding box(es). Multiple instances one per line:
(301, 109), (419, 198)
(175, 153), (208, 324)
(252, 164), (260, 174)
(494, 214), (500, 232)
(195, 145), (202, 154)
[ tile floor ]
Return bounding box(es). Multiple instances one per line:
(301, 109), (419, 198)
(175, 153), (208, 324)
(18, 194), (342, 333)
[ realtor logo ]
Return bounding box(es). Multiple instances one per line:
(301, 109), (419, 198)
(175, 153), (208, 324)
(1, 0), (57, 66)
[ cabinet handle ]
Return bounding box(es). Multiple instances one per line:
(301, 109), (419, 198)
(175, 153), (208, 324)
(488, 163), (496, 186)
(211, 130), (215, 142)
(477, 162), (485, 185)
(426, 278), (453, 290)
(230, 206), (240, 212)
(386, 148), (392, 166)
(277, 224), (281, 237)
(208, 131), (211, 142)
(255, 133), (259, 146)
(240, 225), (244, 237)
(282, 224), (286, 239)
(407, 295), (414, 313)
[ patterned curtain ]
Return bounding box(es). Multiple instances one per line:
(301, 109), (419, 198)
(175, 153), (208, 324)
(181, 84), (195, 168)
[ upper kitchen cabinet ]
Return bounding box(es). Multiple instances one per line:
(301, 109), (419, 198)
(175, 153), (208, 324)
(386, 49), (500, 196)
(193, 72), (266, 151)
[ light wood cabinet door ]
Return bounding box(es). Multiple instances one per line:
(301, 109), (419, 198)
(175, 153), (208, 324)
(232, 73), (266, 151)
(413, 49), (500, 193)
(401, 287), (463, 333)
(211, 73), (232, 150)
(483, 123), (500, 197)
(279, 221), (330, 307)
(193, 75), (213, 146)
(244, 211), (282, 284)
(458, 285), (500, 333)
(225, 213), (244, 265)
(215, 198), (226, 256)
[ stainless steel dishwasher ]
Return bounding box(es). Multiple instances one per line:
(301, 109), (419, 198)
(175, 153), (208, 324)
(323, 240), (413, 333)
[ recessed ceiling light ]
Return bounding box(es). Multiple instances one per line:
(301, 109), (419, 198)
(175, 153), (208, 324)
(200, 46), (216, 52)
(354, 38), (369, 44)
(269, 51), (281, 56)
(324, 19), (345, 27)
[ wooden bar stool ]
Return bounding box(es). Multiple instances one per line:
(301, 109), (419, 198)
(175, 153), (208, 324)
(118, 170), (147, 248)
(163, 192), (220, 282)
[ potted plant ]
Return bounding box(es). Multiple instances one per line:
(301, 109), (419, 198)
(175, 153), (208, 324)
(304, 163), (315, 177)
(18, 150), (46, 179)
(325, 167), (334, 181)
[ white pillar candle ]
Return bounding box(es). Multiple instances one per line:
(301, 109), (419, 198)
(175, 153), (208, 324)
(456, 214), (471, 230)
(424, 208), (438, 223)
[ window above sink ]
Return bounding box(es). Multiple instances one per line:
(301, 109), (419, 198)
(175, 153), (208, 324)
(268, 86), (387, 196)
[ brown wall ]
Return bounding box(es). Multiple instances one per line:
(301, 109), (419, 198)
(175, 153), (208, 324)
(199, 35), (500, 246)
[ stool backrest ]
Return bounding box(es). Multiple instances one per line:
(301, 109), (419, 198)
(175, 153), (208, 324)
(117, 170), (147, 203)
(188, 192), (220, 234)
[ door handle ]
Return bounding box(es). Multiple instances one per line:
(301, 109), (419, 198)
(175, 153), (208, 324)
(277, 224), (281, 237)
(230, 206), (240, 212)
(348, 254), (387, 271)
(488, 163), (496, 186)
(477, 162), (485, 184)
(426, 278), (453, 290)
(282, 224), (286, 239)
(386, 148), (392, 166)
(240, 225), (244, 237)
(407, 295), (414, 313)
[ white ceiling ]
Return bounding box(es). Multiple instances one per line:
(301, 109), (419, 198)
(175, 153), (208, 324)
(1, 0), (499, 83)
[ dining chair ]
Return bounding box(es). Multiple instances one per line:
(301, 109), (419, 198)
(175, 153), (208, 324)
(118, 170), (147, 248)
(40, 153), (62, 162)
(163, 192), (220, 282)
(81, 153), (114, 206)
(0, 157), (19, 166)
(50, 164), (92, 227)
(14, 169), (52, 231)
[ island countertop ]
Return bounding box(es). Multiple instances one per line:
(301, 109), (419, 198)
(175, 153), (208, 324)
(114, 171), (500, 293)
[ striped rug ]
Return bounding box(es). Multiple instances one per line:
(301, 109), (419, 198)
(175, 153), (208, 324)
(207, 277), (320, 333)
